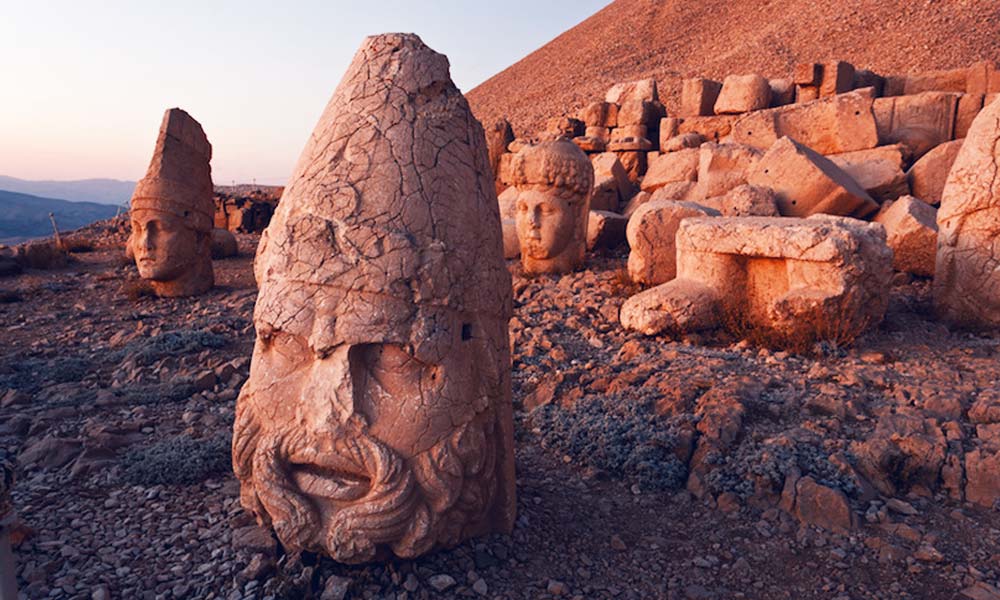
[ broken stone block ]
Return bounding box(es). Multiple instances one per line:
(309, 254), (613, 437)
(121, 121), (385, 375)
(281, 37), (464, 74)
(695, 143), (762, 199)
(827, 144), (910, 201)
(573, 126), (610, 152)
(900, 67), (968, 95)
(956, 94), (984, 139)
(626, 200), (718, 285)
(617, 151), (648, 182)
(769, 78), (795, 107)
(650, 181), (698, 203)
(678, 115), (739, 142)
(545, 116), (585, 139)
(714, 74), (771, 114)
(621, 215), (892, 344)
(874, 196), (938, 276)
(712, 185), (780, 217)
(485, 118), (515, 184)
(606, 79), (658, 105)
(578, 101), (618, 128)
(590, 176), (620, 212)
(618, 99), (665, 128)
(658, 117), (681, 150)
(793, 63), (822, 86)
(608, 125), (653, 151)
(873, 92), (960, 159)
(682, 78), (723, 117)
(796, 85), (819, 103)
(731, 91), (879, 155)
(587, 210), (628, 250)
(906, 139), (963, 205)
(622, 190), (653, 218)
(640, 148), (699, 193)
(662, 132), (704, 153)
(592, 152), (634, 201)
(820, 61), (856, 97)
(498, 185), (518, 220)
(935, 97), (1000, 327)
(747, 136), (879, 218)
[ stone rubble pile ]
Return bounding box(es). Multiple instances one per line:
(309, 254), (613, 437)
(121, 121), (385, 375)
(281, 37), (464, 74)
(492, 58), (1000, 341)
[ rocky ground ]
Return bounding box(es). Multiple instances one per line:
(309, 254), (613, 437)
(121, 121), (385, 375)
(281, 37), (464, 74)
(2, 227), (1000, 600)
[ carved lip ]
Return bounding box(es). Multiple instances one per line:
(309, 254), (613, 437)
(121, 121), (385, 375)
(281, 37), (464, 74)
(288, 454), (372, 502)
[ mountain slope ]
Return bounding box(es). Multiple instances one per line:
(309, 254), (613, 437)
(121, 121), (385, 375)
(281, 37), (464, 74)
(467, 0), (1000, 135)
(0, 175), (135, 206)
(0, 190), (120, 244)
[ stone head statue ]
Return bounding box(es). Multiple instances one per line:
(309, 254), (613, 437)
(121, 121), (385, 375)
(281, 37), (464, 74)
(511, 139), (593, 274)
(232, 33), (515, 564)
(128, 108), (214, 297)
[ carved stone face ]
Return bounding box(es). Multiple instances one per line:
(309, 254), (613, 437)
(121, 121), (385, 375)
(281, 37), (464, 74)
(234, 297), (505, 563)
(130, 209), (201, 281)
(515, 186), (575, 260)
(509, 140), (593, 274)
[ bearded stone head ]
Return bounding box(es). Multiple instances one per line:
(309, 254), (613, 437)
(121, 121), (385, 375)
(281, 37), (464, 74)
(128, 108), (215, 297)
(232, 33), (515, 564)
(511, 140), (593, 274)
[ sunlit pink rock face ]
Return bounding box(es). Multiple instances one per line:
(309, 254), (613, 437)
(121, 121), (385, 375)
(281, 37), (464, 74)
(934, 96), (1000, 328)
(232, 33), (515, 564)
(128, 108), (215, 297)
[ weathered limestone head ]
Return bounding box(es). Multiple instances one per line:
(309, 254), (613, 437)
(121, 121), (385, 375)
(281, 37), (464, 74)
(511, 139), (593, 274)
(128, 108), (214, 297)
(233, 33), (515, 564)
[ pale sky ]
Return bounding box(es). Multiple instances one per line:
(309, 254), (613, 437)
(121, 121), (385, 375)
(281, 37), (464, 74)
(0, 1), (607, 185)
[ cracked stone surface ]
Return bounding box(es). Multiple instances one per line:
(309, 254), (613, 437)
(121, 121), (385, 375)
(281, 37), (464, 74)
(622, 216), (892, 344)
(127, 108), (215, 297)
(935, 96), (1000, 328)
(510, 140), (593, 275)
(233, 33), (515, 564)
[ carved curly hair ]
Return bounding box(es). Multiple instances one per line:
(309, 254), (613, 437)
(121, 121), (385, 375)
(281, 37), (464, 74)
(509, 139), (594, 199)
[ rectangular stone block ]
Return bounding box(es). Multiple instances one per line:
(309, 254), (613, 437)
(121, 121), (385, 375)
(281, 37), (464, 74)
(827, 144), (909, 202)
(873, 92), (960, 157)
(853, 69), (885, 97)
(641, 147), (699, 193)
(955, 93), (984, 139)
(659, 117), (681, 151)
(677, 115), (738, 143)
(902, 68), (968, 95)
(730, 91), (879, 155)
(578, 101), (618, 128)
(606, 79), (659, 105)
(795, 85), (819, 103)
(714, 74), (771, 115)
(794, 62), (822, 86)
(682, 78), (723, 117)
(820, 61), (855, 97)
(769, 78), (795, 107)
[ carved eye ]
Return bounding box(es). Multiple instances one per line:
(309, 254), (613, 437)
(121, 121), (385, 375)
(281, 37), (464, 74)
(516, 200), (528, 212)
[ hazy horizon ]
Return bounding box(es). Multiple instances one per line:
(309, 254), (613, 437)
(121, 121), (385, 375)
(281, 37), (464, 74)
(0, 0), (607, 187)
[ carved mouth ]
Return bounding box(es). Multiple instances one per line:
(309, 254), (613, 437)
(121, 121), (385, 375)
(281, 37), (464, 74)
(289, 461), (372, 502)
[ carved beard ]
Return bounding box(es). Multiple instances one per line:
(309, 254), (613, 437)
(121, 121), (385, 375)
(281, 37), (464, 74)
(232, 401), (498, 564)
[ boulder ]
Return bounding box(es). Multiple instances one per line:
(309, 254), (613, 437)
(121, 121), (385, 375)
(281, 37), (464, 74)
(714, 74), (772, 114)
(640, 148), (699, 193)
(621, 215), (892, 345)
(211, 228), (238, 259)
(793, 476), (855, 532)
(678, 115), (738, 143)
(617, 151), (648, 182)
(827, 145), (910, 201)
(874, 196), (938, 276)
(935, 97), (1000, 327)
(793, 63), (822, 87)
(731, 91), (879, 155)
(626, 200), (718, 285)
(907, 139), (964, 205)
(769, 78), (795, 107)
(590, 176), (621, 212)
(681, 78), (723, 117)
(592, 152), (634, 202)
(852, 410), (946, 497)
(747, 137), (879, 218)
(965, 449), (1000, 508)
(587, 210), (628, 250)
(694, 143), (762, 199)
(873, 92), (960, 159)
(485, 118), (515, 182)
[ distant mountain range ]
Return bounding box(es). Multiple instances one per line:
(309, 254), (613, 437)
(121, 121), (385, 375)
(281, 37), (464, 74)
(0, 175), (135, 206)
(0, 189), (120, 245)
